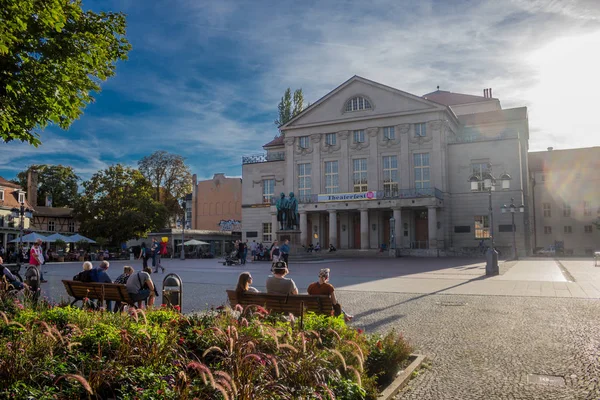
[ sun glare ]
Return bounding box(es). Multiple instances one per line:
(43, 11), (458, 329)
(527, 31), (600, 149)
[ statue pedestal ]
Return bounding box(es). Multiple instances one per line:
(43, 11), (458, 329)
(276, 230), (323, 263)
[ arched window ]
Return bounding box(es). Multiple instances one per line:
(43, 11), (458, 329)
(345, 96), (372, 112)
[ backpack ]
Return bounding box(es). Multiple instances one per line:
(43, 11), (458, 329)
(73, 269), (93, 282)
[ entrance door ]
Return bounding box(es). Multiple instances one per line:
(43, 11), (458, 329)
(414, 211), (428, 249)
(353, 213), (361, 249)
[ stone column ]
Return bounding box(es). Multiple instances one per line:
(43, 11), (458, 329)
(393, 207), (402, 248)
(328, 210), (337, 249)
(428, 206), (437, 249)
(271, 212), (278, 241)
(360, 208), (369, 249)
(299, 211), (308, 246)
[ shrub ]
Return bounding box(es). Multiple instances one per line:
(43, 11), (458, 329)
(365, 329), (413, 387)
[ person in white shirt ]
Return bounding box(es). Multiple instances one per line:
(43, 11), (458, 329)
(29, 239), (47, 283)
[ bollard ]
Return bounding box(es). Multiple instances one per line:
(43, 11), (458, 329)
(162, 273), (183, 312)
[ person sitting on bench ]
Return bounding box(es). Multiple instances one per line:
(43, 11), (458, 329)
(126, 266), (156, 308)
(236, 271), (259, 295)
(307, 268), (353, 322)
(0, 256), (28, 291)
(266, 261), (298, 295)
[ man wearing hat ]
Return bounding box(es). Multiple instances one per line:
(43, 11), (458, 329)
(307, 268), (353, 321)
(266, 261), (298, 295)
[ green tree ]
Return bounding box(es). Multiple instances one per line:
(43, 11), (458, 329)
(0, 0), (132, 146)
(74, 164), (167, 246)
(138, 151), (193, 222)
(274, 88), (305, 128)
(15, 165), (79, 207)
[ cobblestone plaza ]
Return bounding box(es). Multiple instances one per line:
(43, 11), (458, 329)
(39, 257), (600, 399)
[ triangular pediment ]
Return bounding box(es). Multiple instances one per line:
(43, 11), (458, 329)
(281, 76), (447, 129)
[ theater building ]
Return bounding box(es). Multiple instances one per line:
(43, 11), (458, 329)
(242, 76), (532, 256)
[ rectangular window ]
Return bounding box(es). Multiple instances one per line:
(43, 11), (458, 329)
(48, 220), (55, 232)
(564, 226), (572, 234)
(262, 179), (275, 203)
(299, 136), (310, 149)
(474, 215), (490, 239)
(584, 201), (592, 216)
(18, 192), (25, 203)
(68, 221), (75, 233)
(544, 226), (552, 234)
(352, 158), (368, 192)
(325, 133), (336, 146)
(543, 203), (551, 217)
(383, 126), (395, 140)
(262, 222), (272, 242)
(297, 163), (312, 198)
(324, 161), (339, 194)
(584, 225), (593, 233)
(471, 162), (490, 191)
(0, 190), (4, 201)
(382, 155), (398, 196)
(414, 153), (430, 189)
(353, 130), (365, 143)
(415, 123), (426, 137)
(563, 203), (571, 217)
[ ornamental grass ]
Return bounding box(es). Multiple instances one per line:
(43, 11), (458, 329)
(0, 294), (412, 399)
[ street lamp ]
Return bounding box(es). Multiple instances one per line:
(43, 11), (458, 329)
(502, 197), (525, 260)
(179, 200), (186, 260)
(11, 202), (33, 262)
(468, 166), (512, 276)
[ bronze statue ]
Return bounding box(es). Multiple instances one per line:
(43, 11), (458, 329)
(286, 192), (299, 230)
(275, 192), (287, 231)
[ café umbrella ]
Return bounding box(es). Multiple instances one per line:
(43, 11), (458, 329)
(178, 239), (209, 246)
(64, 234), (96, 244)
(9, 232), (47, 243)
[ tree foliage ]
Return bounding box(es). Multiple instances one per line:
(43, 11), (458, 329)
(0, 0), (132, 145)
(138, 151), (192, 221)
(74, 164), (167, 246)
(274, 88), (305, 128)
(15, 165), (79, 207)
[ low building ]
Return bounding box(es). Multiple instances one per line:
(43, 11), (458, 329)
(529, 147), (600, 256)
(0, 177), (33, 251)
(242, 76), (532, 257)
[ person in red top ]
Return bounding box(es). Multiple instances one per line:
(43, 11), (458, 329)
(29, 239), (47, 283)
(307, 268), (352, 321)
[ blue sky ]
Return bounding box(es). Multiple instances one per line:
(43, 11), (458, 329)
(1, 0), (599, 181)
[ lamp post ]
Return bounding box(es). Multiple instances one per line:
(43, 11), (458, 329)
(389, 216), (396, 251)
(468, 166), (512, 276)
(180, 200), (186, 260)
(11, 202), (33, 262)
(502, 197), (525, 260)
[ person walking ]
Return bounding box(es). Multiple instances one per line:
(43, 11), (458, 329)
(280, 239), (290, 265)
(270, 240), (281, 263)
(29, 239), (47, 283)
(238, 240), (246, 265)
(139, 243), (149, 268)
(152, 238), (164, 273)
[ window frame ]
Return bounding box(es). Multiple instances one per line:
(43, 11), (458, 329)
(474, 215), (490, 239)
(297, 163), (312, 198)
(48, 220), (55, 232)
(584, 225), (593, 233)
(564, 225), (572, 234)
(262, 222), (272, 242)
(0, 190), (4, 201)
(413, 153), (431, 189)
(352, 158), (368, 193)
(383, 126), (395, 140)
(18, 192), (25, 204)
(299, 136), (310, 149)
(353, 130), (365, 143)
(471, 162), (490, 192)
(415, 123), (427, 137)
(543, 203), (551, 217)
(583, 201), (592, 216)
(262, 178), (275, 204)
(544, 226), (552, 234)
(345, 96), (372, 112)
(382, 155), (399, 196)
(563, 203), (571, 217)
(324, 160), (339, 194)
(325, 133), (336, 146)
(68, 221), (75, 233)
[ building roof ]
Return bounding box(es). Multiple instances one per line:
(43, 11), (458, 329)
(422, 90), (495, 106)
(458, 107), (527, 126)
(263, 135), (284, 148)
(33, 206), (73, 217)
(0, 176), (22, 189)
(528, 147), (600, 172)
(0, 176), (34, 210)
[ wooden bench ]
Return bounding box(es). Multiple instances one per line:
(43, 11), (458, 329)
(62, 280), (136, 308)
(226, 290), (334, 316)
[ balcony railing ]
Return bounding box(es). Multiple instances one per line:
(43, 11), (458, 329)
(268, 188), (443, 204)
(242, 152), (285, 165)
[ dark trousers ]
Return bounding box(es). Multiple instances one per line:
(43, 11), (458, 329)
(282, 253), (289, 265)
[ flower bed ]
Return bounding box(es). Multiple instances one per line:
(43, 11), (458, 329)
(0, 296), (413, 399)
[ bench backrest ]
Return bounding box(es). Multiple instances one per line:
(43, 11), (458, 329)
(226, 290), (333, 315)
(62, 280), (133, 303)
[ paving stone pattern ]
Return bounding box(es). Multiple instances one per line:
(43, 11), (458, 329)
(339, 291), (600, 400)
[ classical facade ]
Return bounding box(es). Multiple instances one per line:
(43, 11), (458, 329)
(242, 76), (532, 256)
(190, 173), (242, 232)
(529, 147), (600, 256)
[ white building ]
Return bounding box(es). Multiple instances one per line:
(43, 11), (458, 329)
(242, 76), (531, 256)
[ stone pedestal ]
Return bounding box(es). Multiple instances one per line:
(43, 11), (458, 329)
(277, 230), (322, 262)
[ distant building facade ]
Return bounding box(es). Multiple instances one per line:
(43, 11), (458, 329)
(529, 147), (600, 256)
(0, 177), (33, 250)
(242, 76), (532, 256)
(190, 173), (242, 232)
